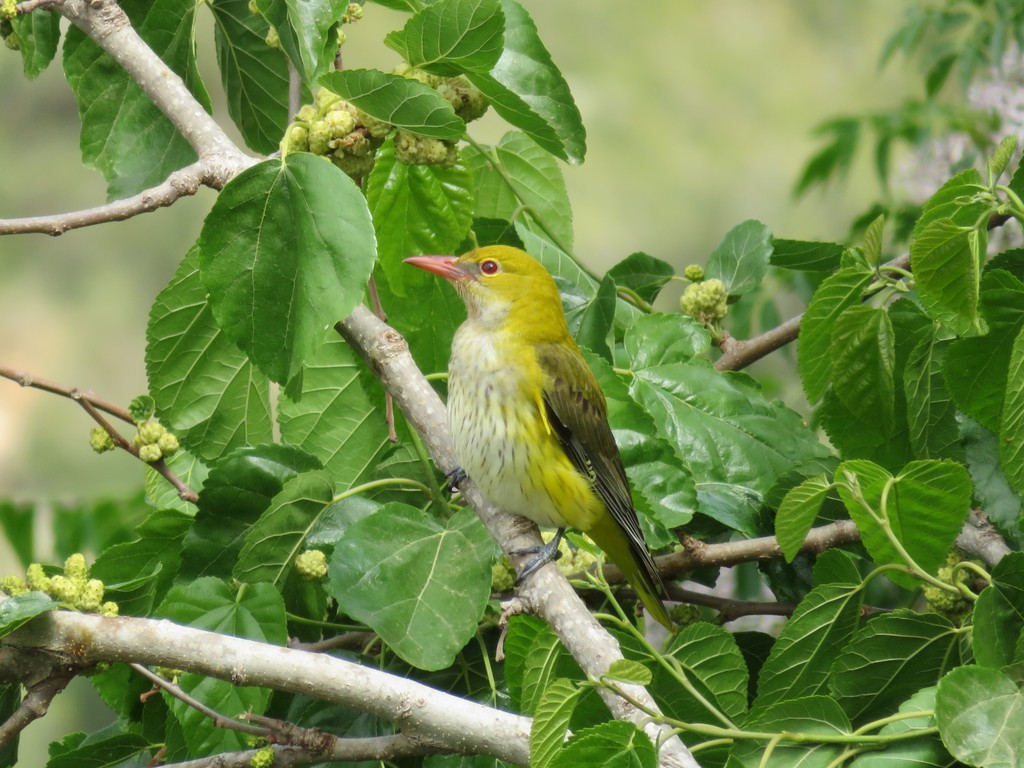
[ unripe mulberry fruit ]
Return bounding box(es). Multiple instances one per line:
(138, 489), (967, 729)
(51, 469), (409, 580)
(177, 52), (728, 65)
(308, 120), (332, 155)
(491, 558), (516, 593)
(394, 131), (456, 167)
(157, 432), (179, 457)
(64, 553), (88, 581)
(684, 264), (705, 282)
(0, 575), (27, 596)
(135, 420), (166, 446)
(79, 579), (105, 612)
(139, 444), (163, 463)
(437, 76), (489, 122)
(26, 563), (50, 592)
(295, 550), (328, 580)
(90, 427), (116, 454)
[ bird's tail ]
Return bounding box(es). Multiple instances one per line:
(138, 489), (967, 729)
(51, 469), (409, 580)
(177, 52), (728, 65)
(588, 515), (673, 630)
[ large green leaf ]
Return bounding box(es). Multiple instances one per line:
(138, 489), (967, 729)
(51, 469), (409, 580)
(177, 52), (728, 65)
(62, 0), (211, 199)
(944, 269), (1024, 431)
(146, 247), (273, 461)
(575, 275), (616, 362)
(730, 696), (851, 767)
(829, 305), (896, 432)
(158, 578), (286, 756)
(911, 218), (987, 337)
(144, 448), (209, 516)
(466, 0), (585, 164)
(386, 0), (504, 76)
(961, 417), (1023, 548)
(627, 343), (829, 508)
(210, 0), (292, 154)
(770, 239), (845, 272)
(254, 0), (346, 85)
(1001, 325), (1024, 496)
(797, 267), (874, 403)
(0, 592), (58, 639)
(198, 154), (376, 384)
(775, 474), (831, 563)
(755, 580), (864, 707)
(234, 470), (334, 585)
(836, 459), (972, 590)
(704, 219), (773, 297)
(278, 332), (395, 489)
(606, 252), (675, 305)
(935, 665), (1024, 768)
(320, 69), (466, 139)
(365, 135), (474, 295)
(180, 443), (322, 579)
(46, 732), (153, 768)
(327, 504), (493, 670)
(530, 679), (580, 768)
(829, 610), (960, 722)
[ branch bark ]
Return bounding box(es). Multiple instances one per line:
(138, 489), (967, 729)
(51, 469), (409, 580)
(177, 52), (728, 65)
(336, 310), (700, 768)
(4, 611), (532, 765)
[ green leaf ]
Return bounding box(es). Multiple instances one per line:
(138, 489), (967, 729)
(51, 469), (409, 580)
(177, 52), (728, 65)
(327, 505), (493, 670)
(320, 69), (466, 139)
(755, 583), (864, 707)
(377, 275), (465, 380)
(62, 0), (211, 199)
(606, 252), (675, 304)
(798, 267), (874, 403)
(254, 0), (346, 85)
(914, 169), (990, 234)
(466, 0), (585, 164)
(463, 132), (574, 260)
(624, 314), (710, 368)
(650, 622), (749, 724)
(234, 470), (334, 585)
(775, 474), (831, 563)
(0, 592), (57, 638)
(1001, 325), (1024, 496)
(770, 239), (845, 272)
(198, 154), (376, 384)
(935, 665), (1024, 768)
(387, 0), (504, 76)
(829, 610), (960, 721)
(144, 448), (208, 516)
(549, 721), (656, 768)
(180, 443), (322, 579)
(818, 388), (913, 472)
(365, 135), (474, 295)
(961, 417), (1022, 548)
(944, 269), (1024, 431)
(530, 678), (579, 768)
(988, 136), (1018, 182)
(904, 330), (962, 461)
(629, 359), (830, 503)
(575, 275), (616, 362)
(730, 696), (851, 767)
(211, 0), (293, 154)
(971, 552), (1024, 669)
(860, 214), (884, 268)
(91, 509), (191, 616)
(829, 305), (896, 431)
(704, 219), (773, 297)
(911, 217), (987, 336)
(146, 247), (273, 461)
(836, 459), (972, 589)
(158, 578), (286, 756)
(849, 687), (954, 768)
(278, 332), (396, 489)
(12, 9), (60, 79)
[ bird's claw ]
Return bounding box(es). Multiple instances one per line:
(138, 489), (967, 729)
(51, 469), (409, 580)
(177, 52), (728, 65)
(513, 529), (565, 585)
(446, 466), (468, 494)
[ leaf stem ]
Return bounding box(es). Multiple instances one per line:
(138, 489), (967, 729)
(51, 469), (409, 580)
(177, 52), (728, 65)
(331, 477), (432, 504)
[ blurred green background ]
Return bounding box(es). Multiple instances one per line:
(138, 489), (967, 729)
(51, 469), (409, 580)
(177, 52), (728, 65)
(0, 0), (913, 758)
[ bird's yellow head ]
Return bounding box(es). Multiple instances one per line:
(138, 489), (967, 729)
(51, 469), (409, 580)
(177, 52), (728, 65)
(405, 246), (568, 333)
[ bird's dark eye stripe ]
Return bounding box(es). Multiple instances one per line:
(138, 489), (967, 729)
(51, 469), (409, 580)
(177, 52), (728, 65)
(480, 260), (499, 274)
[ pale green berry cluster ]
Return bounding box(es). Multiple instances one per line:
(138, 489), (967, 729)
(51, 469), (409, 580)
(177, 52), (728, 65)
(542, 530), (599, 578)
(680, 278), (728, 325)
(491, 557), (516, 593)
(669, 603), (702, 626)
(1, 555), (118, 616)
(394, 130), (457, 168)
(90, 427), (116, 454)
(132, 419), (179, 464)
(295, 550), (328, 580)
(0, 0), (18, 52)
(922, 550), (976, 624)
(250, 746), (275, 768)
(683, 264), (705, 282)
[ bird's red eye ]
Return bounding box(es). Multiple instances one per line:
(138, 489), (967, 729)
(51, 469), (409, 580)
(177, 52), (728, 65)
(480, 259), (500, 275)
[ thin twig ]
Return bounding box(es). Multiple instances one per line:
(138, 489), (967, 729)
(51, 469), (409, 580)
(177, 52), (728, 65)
(15, 0), (64, 14)
(289, 631), (378, 653)
(130, 663), (273, 739)
(1, 366), (199, 503)
(665, 585), (796, 621)
(0, 160), (210, 237)
(0, 671), (75, 749)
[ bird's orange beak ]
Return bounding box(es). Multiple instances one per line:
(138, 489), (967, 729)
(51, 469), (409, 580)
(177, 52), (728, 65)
(403, 255), (470, 282)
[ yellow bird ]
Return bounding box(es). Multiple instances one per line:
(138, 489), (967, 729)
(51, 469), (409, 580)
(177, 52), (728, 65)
(405, 246), (672, 629)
